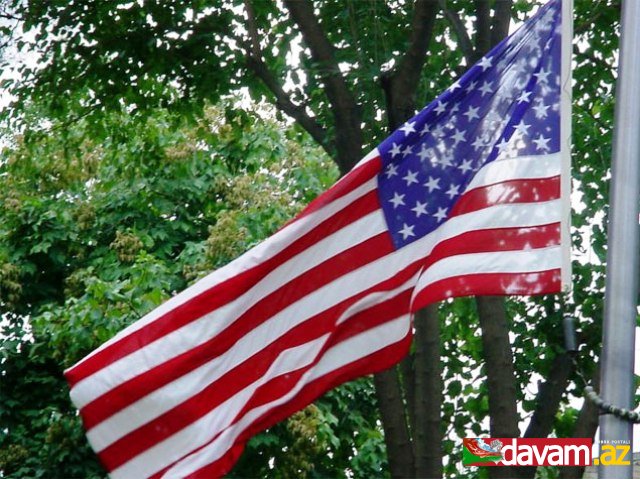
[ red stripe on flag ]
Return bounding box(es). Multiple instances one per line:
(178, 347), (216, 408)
(412, 268), (562, 309)
(65, 189), (381, 388)
(450, 176), (560, 217)
(421, 223), (560, 273)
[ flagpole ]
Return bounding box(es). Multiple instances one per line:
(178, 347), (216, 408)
(560, 0), (573, 292)
(598, 0), (640, 477)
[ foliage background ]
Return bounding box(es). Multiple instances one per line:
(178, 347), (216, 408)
(0, 0), (625, 478)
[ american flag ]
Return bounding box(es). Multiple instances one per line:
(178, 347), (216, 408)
(65, 1), (570, 477)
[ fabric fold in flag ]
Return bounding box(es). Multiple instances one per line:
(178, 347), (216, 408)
(65, 0), (571, 477)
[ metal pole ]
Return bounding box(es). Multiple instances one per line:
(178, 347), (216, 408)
(598, 0), (640, 477)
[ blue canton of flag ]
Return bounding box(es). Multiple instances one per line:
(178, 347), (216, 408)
(378, 0), (561, 248)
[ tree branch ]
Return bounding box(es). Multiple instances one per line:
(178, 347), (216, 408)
(474, 0), (491, 62)
(518, 352), (575, 479)
(242, 0), (330, 157)
(559, 365), (600, 479)
(0, 10), (22, 21)
(490, 0), (514, 48)
(396, 0), (440, 85)
(439, 0), (475, 65)
(0, 22), (21, 52)
(382, 0), (439, 129)
(373, 367), (415, 479)
(242, 0), (263, 59)
(44, 104), (101, 133)
(283, 0), (352, 110)
(524, 353), (574, 439)
(245, 56), (330, 154)
(574, 2), (613, 36)
(283, 0), (362, 173)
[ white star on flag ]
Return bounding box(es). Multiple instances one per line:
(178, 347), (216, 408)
(424, 176), (441, 192)
(389, 192), (406, 208)
(400, 121), (416, 136)
(411, 201), (428, 217)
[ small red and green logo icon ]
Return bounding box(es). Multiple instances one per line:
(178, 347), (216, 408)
(463, 438), (504, 466)
(463, 437), (593, 467)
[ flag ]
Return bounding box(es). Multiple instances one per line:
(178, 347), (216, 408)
(65, 1), (570, 477)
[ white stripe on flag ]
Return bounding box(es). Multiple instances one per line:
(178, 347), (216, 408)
(415, 246), (562, 296)
(465, 153), (561, 192)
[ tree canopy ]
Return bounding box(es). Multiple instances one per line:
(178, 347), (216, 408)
(2, 101), (392, 478)
(0, 1), (625, 478)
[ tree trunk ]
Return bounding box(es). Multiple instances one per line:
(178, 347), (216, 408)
(374, 3), (440, 477)
(469, 4), (527, 478)
(476, 295), (523, 479)
(413, 304), (442, 479)
(283, 0), (363, 175)
(524, 353), (575, 439)
(373, 367), (415, 478)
